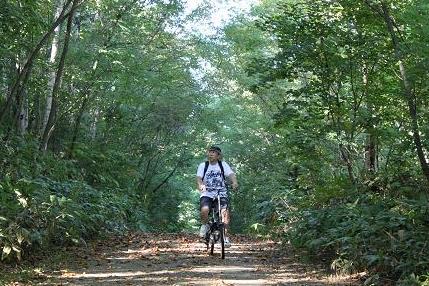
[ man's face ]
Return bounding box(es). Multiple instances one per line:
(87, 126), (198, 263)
(208, 150), (220, 161)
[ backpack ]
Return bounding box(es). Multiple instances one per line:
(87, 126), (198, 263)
(202, 160), (225, 181)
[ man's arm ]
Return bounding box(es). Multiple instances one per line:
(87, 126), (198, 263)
(228, 173), (238, 190)
(197, 176), (206, 192)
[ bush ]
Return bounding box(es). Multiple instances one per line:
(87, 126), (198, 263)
(0, 136), (143, 262)
(0, 176), (133, 261)
(284, 192), (429, 282)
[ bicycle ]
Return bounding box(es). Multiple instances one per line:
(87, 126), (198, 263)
(204, 189), (226, 259)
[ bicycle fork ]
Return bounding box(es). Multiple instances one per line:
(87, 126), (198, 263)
(206, 195), (223, 245)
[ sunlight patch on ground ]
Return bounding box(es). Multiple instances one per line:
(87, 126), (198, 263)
(62, 269), (179, 279)
(190, 265), (255, 273)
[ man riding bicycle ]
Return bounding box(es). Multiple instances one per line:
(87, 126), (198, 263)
(196, 146), (238, 247)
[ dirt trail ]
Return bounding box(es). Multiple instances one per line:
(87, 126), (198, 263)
(7, 233), (362, 285)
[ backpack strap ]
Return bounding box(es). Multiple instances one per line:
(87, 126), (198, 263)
(218, 160), (225, 181)
(202, 160), (225, 181)
(202, 161), (209, 180)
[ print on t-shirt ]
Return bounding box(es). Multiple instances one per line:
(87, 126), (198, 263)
(197, 161), (234, 199)
(205, 169), (226, 192)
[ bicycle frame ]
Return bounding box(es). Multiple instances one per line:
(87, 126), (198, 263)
(205, 190), (226, 259)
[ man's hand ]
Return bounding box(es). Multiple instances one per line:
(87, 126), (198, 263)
(199, 184), (206, 193)
(229, 173), (238, 191)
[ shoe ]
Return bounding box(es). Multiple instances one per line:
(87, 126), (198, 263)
(224, 236), (231, 248)
(199, 224), (209, 238)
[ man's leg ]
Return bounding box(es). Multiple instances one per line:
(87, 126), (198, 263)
(220, 198), (232, 247)
(221, 208), (230, 235)
(200, 206), (209, 224)
(199, 196), (210, 237)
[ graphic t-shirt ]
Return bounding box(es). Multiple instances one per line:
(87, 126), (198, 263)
(197, 161), (234, 198)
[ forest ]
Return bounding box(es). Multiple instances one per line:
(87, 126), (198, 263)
(1, 0), (429, 285)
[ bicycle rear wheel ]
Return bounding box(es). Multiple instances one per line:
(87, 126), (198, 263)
(210, 240), (215, 255)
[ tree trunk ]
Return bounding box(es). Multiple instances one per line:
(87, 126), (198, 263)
(0, 59), (8, 100)
(380, 2), (429, 183)
(150, 159), (184, 193)
(90, 108), (99, 139)
(40, 0), (79, 151)
(340, 144), (355, 184)
(362, 66), (377, 173)
(17, 90), (29, 134)
(68, 95), (88, 157)
(1, 58), (16, 105)
(13, 57), (36, 131)
(365, 134), (377, 173)
(0, 0), (84, 125)
(41, 0), (64, 137)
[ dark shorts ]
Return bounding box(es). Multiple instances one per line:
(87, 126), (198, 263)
(200, 196), (229, 210)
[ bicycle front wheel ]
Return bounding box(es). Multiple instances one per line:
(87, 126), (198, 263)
(210, 234), (215, 255)
(220, 225), (225, 259)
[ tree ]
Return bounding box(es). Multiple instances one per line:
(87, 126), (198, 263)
(363, 0), (429, 183)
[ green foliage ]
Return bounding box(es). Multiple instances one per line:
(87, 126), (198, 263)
(0, 138), (134, 261)
(2, 0), (429, 284)
(218, 0), (429, 283)
(284, 192), (429, 282)
(2, 131), (165, 259)
(0, 0), (213, 260)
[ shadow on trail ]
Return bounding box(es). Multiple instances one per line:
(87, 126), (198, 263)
(49, 233), (360, 286)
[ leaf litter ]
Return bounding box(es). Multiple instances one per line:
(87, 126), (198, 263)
(1, 232), (363, 285)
